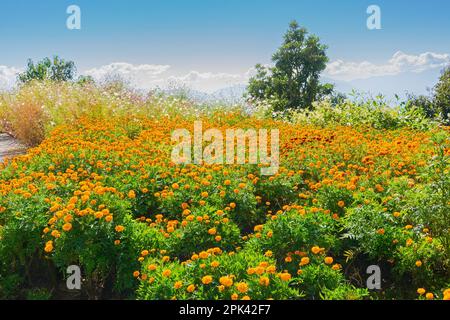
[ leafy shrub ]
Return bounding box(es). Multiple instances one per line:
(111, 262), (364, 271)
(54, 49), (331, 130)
(136, 247), (299, 300)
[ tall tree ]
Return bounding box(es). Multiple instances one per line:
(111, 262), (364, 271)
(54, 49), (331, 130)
(433, 67), (450, 121)
(247, 21), (330, 110)
(17, 56), (76, 84)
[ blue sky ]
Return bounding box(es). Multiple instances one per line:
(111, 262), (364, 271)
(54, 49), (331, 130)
(1, 0), (449, 96)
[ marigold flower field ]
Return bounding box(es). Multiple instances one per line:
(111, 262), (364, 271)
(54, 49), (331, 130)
(0, 103), (449, 300)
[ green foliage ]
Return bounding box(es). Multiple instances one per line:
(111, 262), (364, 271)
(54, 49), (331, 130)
(136, 247), (300, 300)
(296, 264), (368, 300)
(247, 21), (331, 111)
(251, 209), (340, 260)
(285, 95), (436, 130)
(18, 56), (76, 84)
(433, 67), (450, 122)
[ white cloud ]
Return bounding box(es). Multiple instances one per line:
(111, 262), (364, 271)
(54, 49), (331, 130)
(325, 51), (450, 81)
(168, 70), (250, 92)
(84, 62), (171, 88)
(0, 66), (21, 90)
(83, 62), (254, 93)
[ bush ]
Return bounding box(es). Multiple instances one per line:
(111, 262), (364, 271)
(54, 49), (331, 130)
(136, 247), (299, 300)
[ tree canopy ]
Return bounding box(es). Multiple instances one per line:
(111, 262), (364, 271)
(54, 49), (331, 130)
(247, 21), (331, 111)
(17, 56), (76, 84)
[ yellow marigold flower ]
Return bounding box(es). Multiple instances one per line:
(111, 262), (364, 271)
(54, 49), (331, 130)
(174, 281), (183, 289)
(202, 275), (213, 285)
(128, 190), (136, 199)
(241, 296), (251, 300)
(417, 288), (426, 295)
(201, 191), (208, 198)
(215, 235), (222, 242)
(264, 250), (273, 257)
(210, 261), (220, 268)
(425, 292), (434, 300)
(236, 282), (248, 293)
(415, 260), (422, 267)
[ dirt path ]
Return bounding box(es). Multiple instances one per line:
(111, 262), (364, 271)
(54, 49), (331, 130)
(0, 133), (26, 162)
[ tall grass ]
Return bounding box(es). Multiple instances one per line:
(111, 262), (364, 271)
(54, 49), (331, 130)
(0, 81), (443, 146)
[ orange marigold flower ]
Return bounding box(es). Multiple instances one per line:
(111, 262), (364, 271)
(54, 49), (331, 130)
(311, 246), (321, 254)
(211, 261), (220, 268)
(259, 276), (270, 287)
(278, 272), (291, 282)
(219, 276), (234, 287)
(202, 275), (213, 285)
(236, 282), (248, 293)
(299, 257), (310, 266)
(187, 284), (196, 293)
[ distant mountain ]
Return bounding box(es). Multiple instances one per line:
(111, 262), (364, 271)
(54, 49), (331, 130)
(187, 84), (247, 105)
